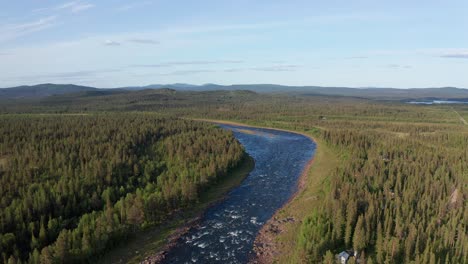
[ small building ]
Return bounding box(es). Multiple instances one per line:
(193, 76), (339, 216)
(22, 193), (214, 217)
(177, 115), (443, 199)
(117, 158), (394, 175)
(337, 250), (357, 264)
(337, 251), (351, 264)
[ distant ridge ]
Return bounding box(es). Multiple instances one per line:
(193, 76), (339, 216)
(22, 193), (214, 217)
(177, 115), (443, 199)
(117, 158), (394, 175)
(119, 84), (468, 100)
(0, 83), (97, 99)
(122, 83), (199, 90)
(1, 83), (468, 100)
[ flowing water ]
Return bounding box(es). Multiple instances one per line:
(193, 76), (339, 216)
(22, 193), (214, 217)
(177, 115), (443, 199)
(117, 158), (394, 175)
(162, 124), (316, 263)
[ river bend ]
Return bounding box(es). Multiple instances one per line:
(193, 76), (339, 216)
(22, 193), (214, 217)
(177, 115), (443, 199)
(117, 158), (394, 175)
(162, 124), (316, 263)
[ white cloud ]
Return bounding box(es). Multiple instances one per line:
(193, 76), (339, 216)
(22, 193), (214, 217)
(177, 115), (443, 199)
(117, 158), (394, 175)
(385, 64), (412, 69)
(440, 52), (468, 59)
(251, 65), (300, 72)
(345, 56), (368, 59)
(159, 70), (215, 76)
(70, 3), (95, 13)
(128, 38), (160, 45)
(11, 69), (120, 81)
(133, 60), (244, 68)
(34, 1), (95, 14)
(0, 16), (57, 43)
(157, 13), (394, 36)
(365, 48), (468, 58)
(223, 64), (301, 72)
(104, 40), (121, 46)
(0, 2), (94, 43)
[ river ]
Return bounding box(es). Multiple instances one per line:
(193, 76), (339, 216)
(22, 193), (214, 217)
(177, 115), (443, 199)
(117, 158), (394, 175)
(161, 124), (316, 263)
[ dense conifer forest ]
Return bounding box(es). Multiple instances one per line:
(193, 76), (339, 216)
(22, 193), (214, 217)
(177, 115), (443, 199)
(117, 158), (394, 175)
(298, 125), (467, 263)
(0, 89), (466, 263)
(188, 95), (467, 263)
(0, 114), (244, 263)
(154, 92), (466, 263)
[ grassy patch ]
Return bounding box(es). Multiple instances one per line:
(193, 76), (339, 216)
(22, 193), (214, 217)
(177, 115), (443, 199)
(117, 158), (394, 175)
(98, 155), (254, 264)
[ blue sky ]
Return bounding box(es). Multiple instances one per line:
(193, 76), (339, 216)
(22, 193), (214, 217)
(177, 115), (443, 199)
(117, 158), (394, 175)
(0, 0), (467, 88)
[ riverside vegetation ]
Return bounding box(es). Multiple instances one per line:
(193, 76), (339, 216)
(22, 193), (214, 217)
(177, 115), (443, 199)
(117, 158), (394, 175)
(0, 114), (245, 263)
(0, 88), (467, 263)
(191, 96), (467, 264)
(187, 95), (467, 264)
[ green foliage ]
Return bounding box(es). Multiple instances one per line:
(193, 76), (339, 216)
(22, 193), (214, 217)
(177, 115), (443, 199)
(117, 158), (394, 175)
(296, 123), (467, 263)
(298, 211), (334, 262)
(0, 114), (244, 263)
(1, 89), (467, 263)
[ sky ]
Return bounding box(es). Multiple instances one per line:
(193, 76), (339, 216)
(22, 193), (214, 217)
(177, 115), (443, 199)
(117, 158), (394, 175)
(0, 0), (467, 88)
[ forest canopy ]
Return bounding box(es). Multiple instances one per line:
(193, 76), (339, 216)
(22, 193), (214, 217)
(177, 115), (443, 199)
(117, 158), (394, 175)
(0, 114), (245, 263)
(0, 89), (466, 263)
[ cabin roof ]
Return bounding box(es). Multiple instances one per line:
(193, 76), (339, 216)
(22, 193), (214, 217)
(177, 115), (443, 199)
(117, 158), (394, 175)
(338, 251), (350, 259)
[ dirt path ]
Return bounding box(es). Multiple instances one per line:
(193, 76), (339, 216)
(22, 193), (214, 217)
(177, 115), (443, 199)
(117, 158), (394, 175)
(452, 108), (467, 125)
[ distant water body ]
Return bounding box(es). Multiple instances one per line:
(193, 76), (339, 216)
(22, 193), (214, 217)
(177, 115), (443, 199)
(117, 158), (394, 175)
(408, 100), (468, 105)
(161, 124), (316, 264)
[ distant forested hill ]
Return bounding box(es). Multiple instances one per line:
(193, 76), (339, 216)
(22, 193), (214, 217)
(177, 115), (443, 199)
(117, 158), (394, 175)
(0, 84), (97, 99)
(2, 83), (468, 101)
(0, 88), (260, 113)
(120, 84), (468, 100)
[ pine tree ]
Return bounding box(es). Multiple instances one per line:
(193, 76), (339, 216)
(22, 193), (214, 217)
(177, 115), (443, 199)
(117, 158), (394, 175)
(353, 215), (367, 252)
(376, 223), (384, 263)
(6, 256), (16, 264)
(81, 231), (91, 257)
(30, 249), (40, 264)
(127, 196), (144, 226)
(39, 247), (53, 264)
(54, 230), (70, 263)
(323, 250), (335, 264)
(38, 221), (47, 247)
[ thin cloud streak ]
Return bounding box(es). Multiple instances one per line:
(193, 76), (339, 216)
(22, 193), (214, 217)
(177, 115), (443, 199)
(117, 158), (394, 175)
(159, 70), (216, 76)
(162, 13), (394, 36)
(440, 52), (468, 59)
(69, 3), (94, 13)
(225, 65), (301, 72)
(133, 60), (244, 68)
(224, 68), (245, 72)
(104, 40), (121, 46)
(0, 1), (93, 43)
(7, 69), (120, 82)
(345, 56), (369, 59)
(0, 16), (57, 43)
(128, 38), (160, 45)
(34, 1), (95, 13)
(385, 64), (412, 69)
(251, 65), (301, 72)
